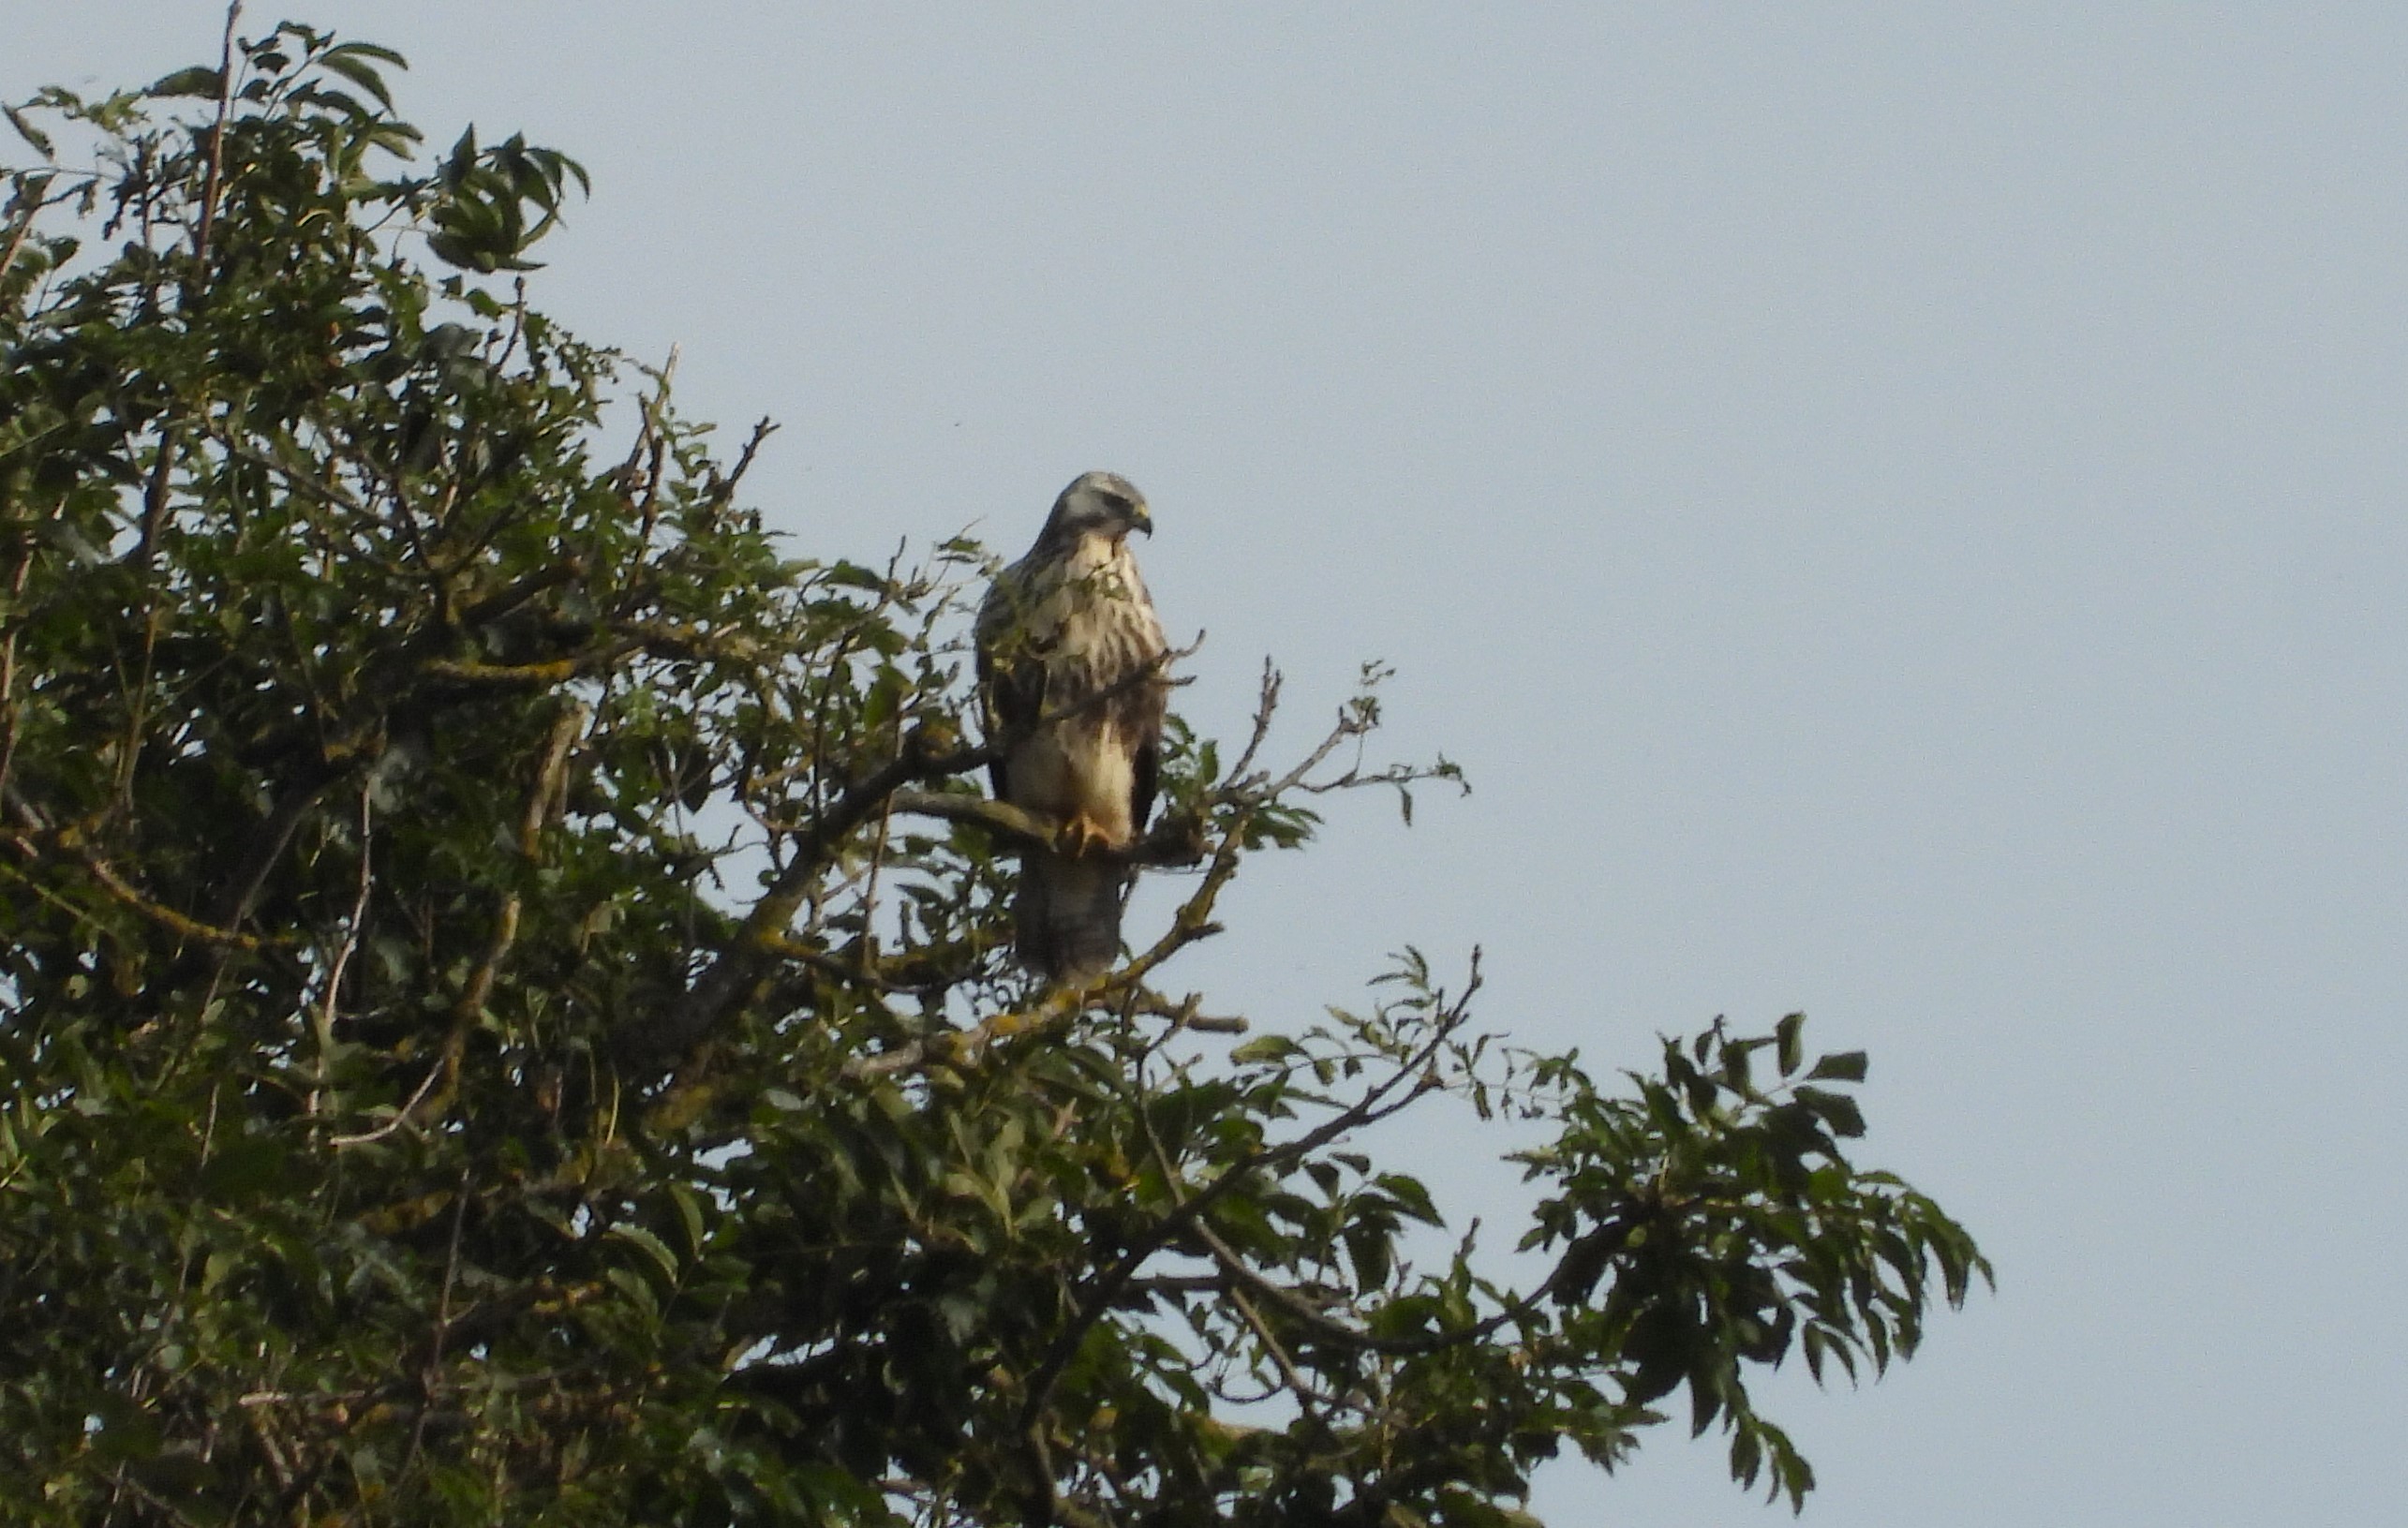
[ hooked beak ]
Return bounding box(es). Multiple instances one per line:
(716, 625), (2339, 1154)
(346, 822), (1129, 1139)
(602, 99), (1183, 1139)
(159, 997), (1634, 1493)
(1131, 506), (1153, 537)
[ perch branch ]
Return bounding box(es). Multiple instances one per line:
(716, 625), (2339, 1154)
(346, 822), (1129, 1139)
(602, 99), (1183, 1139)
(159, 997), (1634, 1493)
(888, 790), (1206, 867)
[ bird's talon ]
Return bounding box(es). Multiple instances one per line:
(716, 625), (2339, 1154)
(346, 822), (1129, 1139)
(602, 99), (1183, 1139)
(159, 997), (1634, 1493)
(1058, 814), (1112, 858)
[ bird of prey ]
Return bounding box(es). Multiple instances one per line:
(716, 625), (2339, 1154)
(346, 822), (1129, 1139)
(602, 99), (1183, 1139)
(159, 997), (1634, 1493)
(974, 471), (1169, 984)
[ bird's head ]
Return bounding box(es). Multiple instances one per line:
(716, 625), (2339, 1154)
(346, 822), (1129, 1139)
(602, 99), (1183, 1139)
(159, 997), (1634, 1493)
(1043, 470), (1152, 545)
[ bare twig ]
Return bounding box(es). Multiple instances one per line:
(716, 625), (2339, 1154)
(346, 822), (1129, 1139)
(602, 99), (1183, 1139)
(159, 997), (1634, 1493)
(1122, 984), (1246, 1034)
(706, 414), (779, 509)
(1221, 660), (1283, 786)
(401, 1169), (472, 1475)
(326, 1060), (443, 1148)
(307, 785), (375, 1116)
(191, 3), (244, 270)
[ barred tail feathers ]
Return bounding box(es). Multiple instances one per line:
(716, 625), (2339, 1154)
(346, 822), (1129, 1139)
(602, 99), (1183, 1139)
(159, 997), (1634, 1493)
(1014, 850), (1129, 984)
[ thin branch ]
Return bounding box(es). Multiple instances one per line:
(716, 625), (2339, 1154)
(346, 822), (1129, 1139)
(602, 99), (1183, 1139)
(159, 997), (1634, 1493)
(1123, 985), (1246, 1034)
(190, 3), (243, 270)
(132, 3), (242, 574)
(133, 423), (179, 573)
(1137, 1085), (1338, 1419)
(1184, 1211), (1577, 1359)
(1221, 660), (1283, 787)
(307, 785), (374, 1116)
(453, 898), (520, 1028)
(1124, 1273), (1229, 1298)
(1018, 968), (1478, 1441)
(707, 414), (779, 508)
(401, 1169), (472, 1475)
(458, 562), (585, 629)
(206, 764), (341, 929)
(632, 723), (992, 1061)
(0, 550), (37, 806)
(326, 1060), (443, 1148)
(854, 714), (905, 976)
(629, 373), (674, 559)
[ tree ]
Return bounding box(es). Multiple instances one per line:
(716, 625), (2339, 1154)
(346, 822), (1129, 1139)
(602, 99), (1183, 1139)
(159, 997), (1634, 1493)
(0, 22), (1988, 1527)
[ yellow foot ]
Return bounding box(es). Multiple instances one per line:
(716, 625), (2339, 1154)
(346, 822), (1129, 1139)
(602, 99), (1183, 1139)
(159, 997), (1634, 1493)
(1057, 812), (1115, 859)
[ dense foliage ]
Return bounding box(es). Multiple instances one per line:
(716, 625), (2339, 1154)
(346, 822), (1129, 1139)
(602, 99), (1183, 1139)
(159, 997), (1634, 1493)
(0, 24), (1988, 1527)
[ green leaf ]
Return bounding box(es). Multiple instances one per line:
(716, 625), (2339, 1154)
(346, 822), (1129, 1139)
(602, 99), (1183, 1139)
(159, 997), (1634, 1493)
(1805, 1050), (1867, 1083)
(317, 51), (399, 111)
(608, 1222), (680, 1283)
(1373, 1171), (1441, 1225)
(442, 124), (477, 188)
(1227, 1033), (1299, 1065)
(147, 66), (223, 99)
(1345, 1223), (1393, 1291)
(4, 103), (53, 157)
(1792, 1085), (1867, 1138)
(668, 1182), (708, 1257)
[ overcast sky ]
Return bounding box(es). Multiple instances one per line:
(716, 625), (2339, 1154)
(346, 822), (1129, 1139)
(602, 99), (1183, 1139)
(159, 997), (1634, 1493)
(12, 6), (2407, 1523)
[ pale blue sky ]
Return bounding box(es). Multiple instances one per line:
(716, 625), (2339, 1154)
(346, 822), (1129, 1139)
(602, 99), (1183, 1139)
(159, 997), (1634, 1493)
(13, 6), (2407, 1522)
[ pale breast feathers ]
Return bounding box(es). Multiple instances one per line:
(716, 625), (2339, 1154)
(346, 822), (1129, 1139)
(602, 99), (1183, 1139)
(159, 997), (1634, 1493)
(978, 541), (1166, 748)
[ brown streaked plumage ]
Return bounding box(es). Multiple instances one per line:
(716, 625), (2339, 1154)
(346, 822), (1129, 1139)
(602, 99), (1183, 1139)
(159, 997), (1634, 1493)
(974, 471), (1169, 984)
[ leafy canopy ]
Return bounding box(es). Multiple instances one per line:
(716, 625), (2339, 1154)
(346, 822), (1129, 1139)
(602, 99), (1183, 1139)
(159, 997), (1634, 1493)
(0, 22), (1988, 1528)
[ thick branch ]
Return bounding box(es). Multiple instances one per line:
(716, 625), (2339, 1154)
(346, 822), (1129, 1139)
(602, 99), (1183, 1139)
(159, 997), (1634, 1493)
(458, 562), (585, 629)
(888, 790), (1205, 867)
(420, 643), (636, 689)
(4, 783), (287, 952)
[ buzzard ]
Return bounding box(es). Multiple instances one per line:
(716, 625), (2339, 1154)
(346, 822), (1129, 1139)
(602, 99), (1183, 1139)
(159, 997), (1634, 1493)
(975, 471), (1170, 983)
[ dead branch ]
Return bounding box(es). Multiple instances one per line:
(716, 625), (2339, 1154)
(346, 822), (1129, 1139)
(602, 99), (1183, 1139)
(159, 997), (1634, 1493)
(190, 3), (243, 270)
